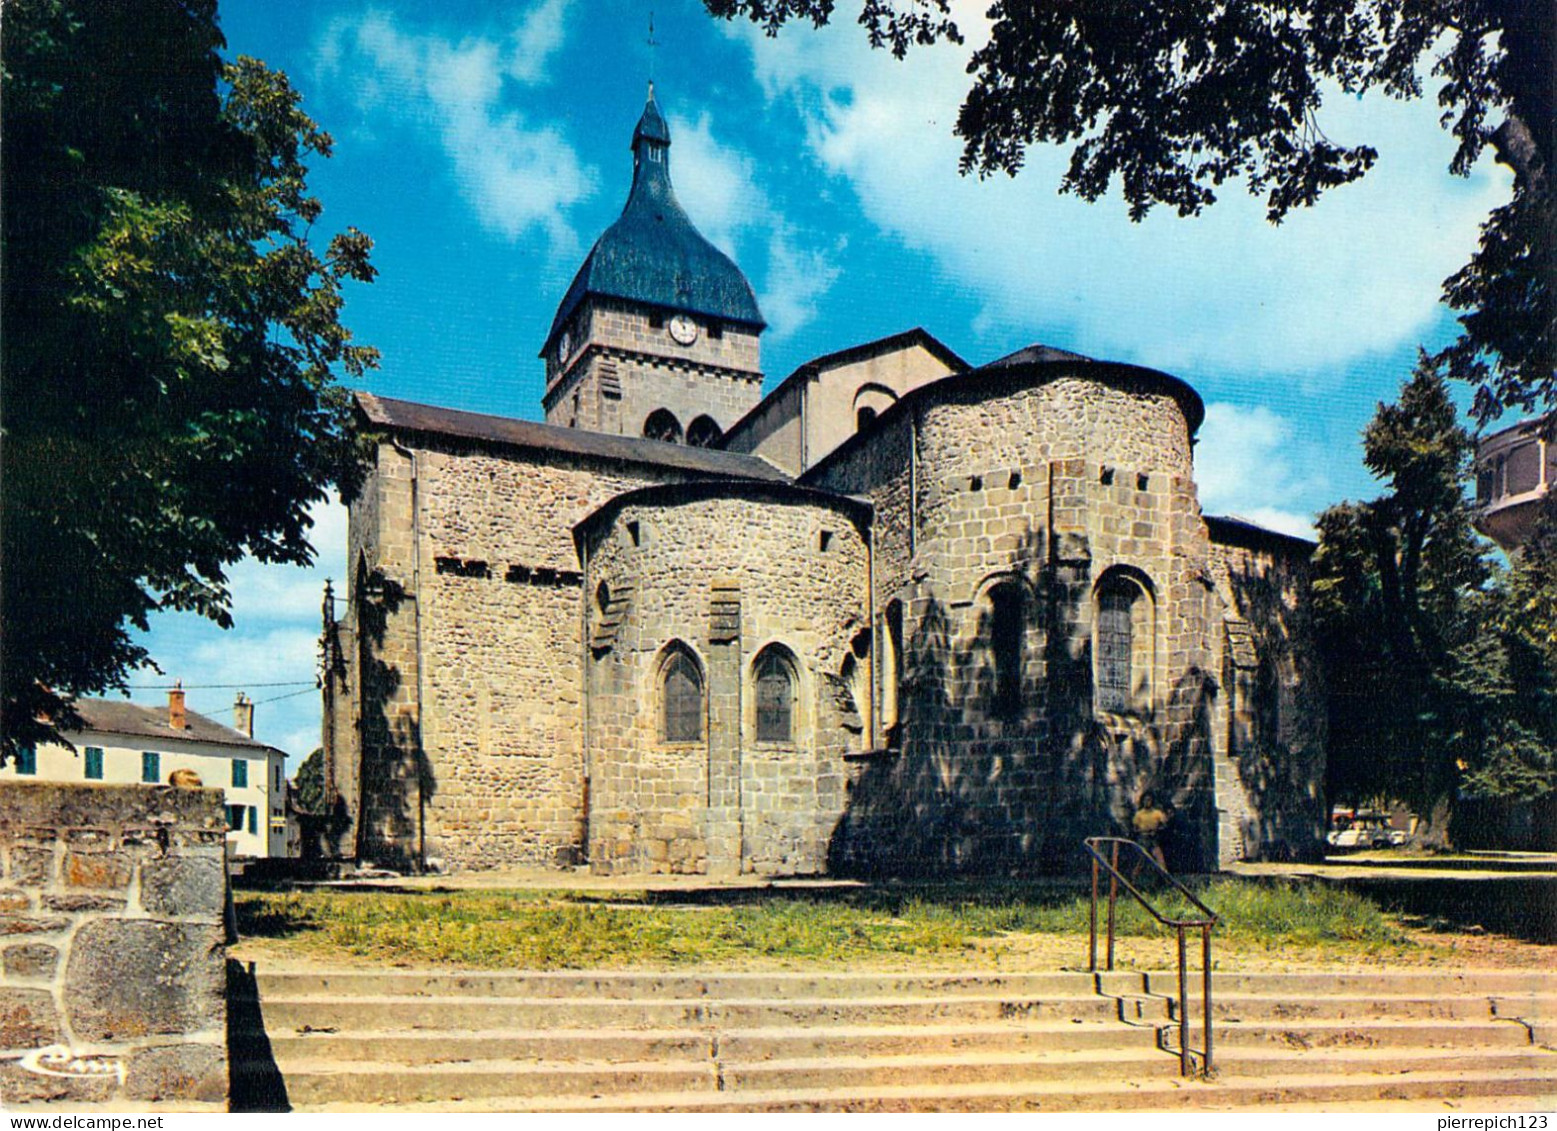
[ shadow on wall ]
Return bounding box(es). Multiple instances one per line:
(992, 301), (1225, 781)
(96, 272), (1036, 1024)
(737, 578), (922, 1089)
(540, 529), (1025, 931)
(355, 567), (436, 872)
(827, 526), (1221, 878)
(226, 960), (288, 1112)
(1222, 558), (1327, 862)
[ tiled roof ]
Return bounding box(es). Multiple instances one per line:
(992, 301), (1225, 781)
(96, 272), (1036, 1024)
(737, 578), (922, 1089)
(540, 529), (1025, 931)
(69, 698), (278, 752)
(358, 393), (791, 482)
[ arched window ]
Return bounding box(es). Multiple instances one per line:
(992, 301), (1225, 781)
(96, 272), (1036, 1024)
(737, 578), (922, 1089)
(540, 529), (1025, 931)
(753, 647), (797, 742)
(1094, 569), (1154, 715)
(856, 405), (878, 433)
(661, 646), (704, 742)
(986, 580), (1025, 720)
(643, 409), (683, 444)
(686, 415), (722, 448)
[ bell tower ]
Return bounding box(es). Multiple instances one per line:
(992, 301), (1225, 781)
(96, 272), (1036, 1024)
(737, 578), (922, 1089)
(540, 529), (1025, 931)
(540, 87), (766, 446)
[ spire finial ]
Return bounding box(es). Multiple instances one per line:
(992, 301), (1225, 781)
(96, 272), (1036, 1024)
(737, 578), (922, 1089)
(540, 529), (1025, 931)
(647, 11), (658, 85)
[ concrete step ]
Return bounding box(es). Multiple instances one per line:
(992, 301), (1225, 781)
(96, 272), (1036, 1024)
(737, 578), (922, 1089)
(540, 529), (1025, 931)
(1205, 993), (1557, 1023)
(265, 1018), (1161, 1065)
(249, 967), (1557, 1001)
(255, 1038), (1557, 1106)
(251, 992), (1137, 1033)
(251, 970), (1108, 1000)
(286, 1066), (1557, 1112)
(1213, 1018), (1537, 1050)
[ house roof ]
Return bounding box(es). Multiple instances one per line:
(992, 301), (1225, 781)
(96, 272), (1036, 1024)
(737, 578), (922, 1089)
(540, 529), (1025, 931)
(69, 698), (280, 753)
(357, 393), (791, 482)
(1205, 514), (1317, 553)
(543, 88), (764, 353)
(574, 479), (872, 552)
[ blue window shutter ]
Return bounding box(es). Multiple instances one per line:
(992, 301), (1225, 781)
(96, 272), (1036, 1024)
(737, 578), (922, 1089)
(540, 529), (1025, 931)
(142, 751), (159, 783)
(17, 745), (36, 775)
(84, 747), (103, 780)
(232, 759), (248, 788)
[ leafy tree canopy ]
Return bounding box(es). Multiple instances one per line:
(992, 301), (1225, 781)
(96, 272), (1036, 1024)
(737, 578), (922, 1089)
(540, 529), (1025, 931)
(706, 0), (1554, 416)
(1, 0), (377, 757)
(1312, 357), (1494, 812)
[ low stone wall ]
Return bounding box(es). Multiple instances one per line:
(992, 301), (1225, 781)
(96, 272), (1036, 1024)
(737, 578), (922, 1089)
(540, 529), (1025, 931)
(0, 781), (228, 1105)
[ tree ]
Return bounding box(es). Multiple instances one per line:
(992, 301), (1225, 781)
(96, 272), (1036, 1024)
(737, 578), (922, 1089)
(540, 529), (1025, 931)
(1, 0), (377, 759)
(1312, 357), (1495, 814)
(293, 747), (327, 814)
(705, 0), (1554, 416)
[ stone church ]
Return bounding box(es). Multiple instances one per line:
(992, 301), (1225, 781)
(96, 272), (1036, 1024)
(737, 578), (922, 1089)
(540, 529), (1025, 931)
(320, 89), (1326, 876)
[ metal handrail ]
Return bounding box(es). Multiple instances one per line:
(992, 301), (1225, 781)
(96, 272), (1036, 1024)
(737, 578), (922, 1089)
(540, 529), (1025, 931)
(1083, 835), (1218, 1077)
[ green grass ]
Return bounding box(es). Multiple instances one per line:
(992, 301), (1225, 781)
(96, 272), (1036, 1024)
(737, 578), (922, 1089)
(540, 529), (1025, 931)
(235, 877), (1415, 969)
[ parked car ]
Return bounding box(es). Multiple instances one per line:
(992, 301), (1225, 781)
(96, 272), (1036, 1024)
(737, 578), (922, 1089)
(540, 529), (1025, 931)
(1328, 810), (1408, 849)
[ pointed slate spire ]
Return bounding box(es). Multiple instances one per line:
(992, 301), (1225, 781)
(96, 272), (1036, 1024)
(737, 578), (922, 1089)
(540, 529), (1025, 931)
(543, 87), (764, 355)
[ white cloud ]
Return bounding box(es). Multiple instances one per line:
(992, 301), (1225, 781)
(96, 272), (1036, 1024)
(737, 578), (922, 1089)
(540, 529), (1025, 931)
(727, 9), (1513, 377)
(1195, 403), (1321, 537)
(318, 6), (593, 247)
(669, 112), (840, 340)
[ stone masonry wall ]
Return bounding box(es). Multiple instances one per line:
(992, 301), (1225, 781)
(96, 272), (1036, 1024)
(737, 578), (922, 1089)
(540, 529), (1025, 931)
(1208, 534), (1327, 862)
(583, 491), (869, 875)
(349, 434), (720, 871)
(0, 782), (227, 1105)
(543, 301), (763, 439)
(814, 372), (1224, 874)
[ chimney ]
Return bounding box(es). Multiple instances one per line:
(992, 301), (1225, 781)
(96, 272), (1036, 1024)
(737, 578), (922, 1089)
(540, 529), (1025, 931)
(168, 682), (187, 730)
(233, 692), (254, 739)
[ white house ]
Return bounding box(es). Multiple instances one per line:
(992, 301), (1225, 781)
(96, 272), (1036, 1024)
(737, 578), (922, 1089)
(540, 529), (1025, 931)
(1, 686), (287, 857)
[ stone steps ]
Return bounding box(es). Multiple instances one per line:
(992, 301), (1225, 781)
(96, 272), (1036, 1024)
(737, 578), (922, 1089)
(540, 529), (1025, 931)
(232, 967), (1557, 1112)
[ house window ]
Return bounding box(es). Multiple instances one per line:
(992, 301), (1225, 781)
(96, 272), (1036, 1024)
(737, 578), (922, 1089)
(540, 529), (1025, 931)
(232, 759), (248, 788)
(227, 804), (245, 832)
(987, 581), (1025, 720)
(662, 648), (704, 743)
(84, 747), (103, 780)
(142, 751), (160, 784)
(1095, 569), (1154, 715)
(248, 806), (258, 836)
(16, 745), (36, 775)
(754, 648), (797, 743)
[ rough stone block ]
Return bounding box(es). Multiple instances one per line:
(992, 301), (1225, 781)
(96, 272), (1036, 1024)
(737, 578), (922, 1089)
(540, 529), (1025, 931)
(0, 915), (70, 937)
(4, 943), (60, 980)
(140, 857), (225, 919)
(9, 848), (54, 886)
(64, 920), (224, 1042)
(0, 987), (62, 1048)
(124, 1042), (227, 1103)
(0, 1059), (117, 1105)
(63, 850), (133, 890)
(0, 889), (31, 913)
(42, 892), (127, 913)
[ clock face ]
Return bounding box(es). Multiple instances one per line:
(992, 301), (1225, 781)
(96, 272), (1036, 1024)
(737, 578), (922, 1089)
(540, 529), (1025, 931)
(668, 314), (699, 345)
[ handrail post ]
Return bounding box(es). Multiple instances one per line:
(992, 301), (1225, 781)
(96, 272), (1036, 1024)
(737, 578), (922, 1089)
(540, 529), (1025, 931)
(1089, 855), (1099, 971)
(1106, 840), (1118, 971)
(1177, 924), (1189, 1077)
(1202, 924), (1213, 1075)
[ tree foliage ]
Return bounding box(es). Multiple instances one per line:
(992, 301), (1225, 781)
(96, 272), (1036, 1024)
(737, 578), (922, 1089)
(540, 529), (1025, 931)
(1, 0), (377, 757)
(1312, 357), (1557, 813)
(705, 0), (1555, 415)
(293, 747), (327, 815)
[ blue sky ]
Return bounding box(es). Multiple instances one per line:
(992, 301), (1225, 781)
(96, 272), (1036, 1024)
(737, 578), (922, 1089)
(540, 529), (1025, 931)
(132, 0), (1515, 766)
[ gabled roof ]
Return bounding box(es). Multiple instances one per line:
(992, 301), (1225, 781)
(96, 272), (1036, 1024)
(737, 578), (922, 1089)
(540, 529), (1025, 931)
(357, 393), (790, 482)
(543, 88), (763, 354)
(720, 327), (967, 443)
(69, 698), (279, 753)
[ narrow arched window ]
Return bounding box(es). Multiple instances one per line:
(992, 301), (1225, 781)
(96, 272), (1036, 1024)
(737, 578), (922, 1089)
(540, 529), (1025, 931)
(754, 648), (795, 742)
(643, 409), (683, 444)
(987, 581), (1024, 720)
(881, 599), (903, 745)
(686, 415), (722, 448)
(856, 405), (878, 433)
(1095, 569), (1154, 715)
(662, 649), (703, 742)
